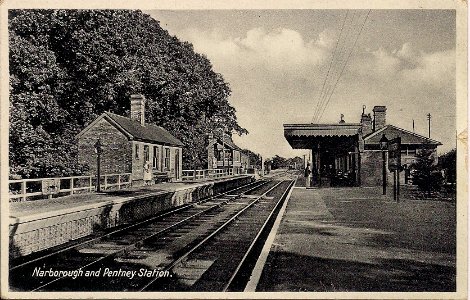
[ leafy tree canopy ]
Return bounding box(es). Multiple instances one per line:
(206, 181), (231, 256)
(240, 148), (262, 168)
(410, 142), (442, 194)
(9, 9), (247, 178)
(438, 148), (456, 183)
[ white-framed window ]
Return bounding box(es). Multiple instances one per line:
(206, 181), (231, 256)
(135, 143), (140, 159)
(164, 147), (170, 170)
(144, 145), (150, 162)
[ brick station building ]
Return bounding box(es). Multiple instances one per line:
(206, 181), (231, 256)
(76, 95), (184, 185)
(284, 105), (441, 187)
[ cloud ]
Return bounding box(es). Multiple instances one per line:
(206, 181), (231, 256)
(175, 28), (456, 156)
(353, 43), (455, 91)
(180, 27), (334, 76)
(400, 49), (455, 89)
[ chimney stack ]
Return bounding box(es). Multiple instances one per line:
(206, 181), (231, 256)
(360, 113), (373, 136)
(373, 106), (387, 131)
(130, 94), (146, 126)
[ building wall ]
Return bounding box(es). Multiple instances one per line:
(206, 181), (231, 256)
(131, 141), (145, 182)
(132, 142), (182, 183)
(360, 150), (385, 187)
(360, 149), (433, 186)
(78, 118), (132, 175)
(207, 138), (216, 169)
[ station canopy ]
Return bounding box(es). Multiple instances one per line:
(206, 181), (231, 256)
(284, 123), (361, 150)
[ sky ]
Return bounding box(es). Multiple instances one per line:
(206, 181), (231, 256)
(147, 9), (456, 158)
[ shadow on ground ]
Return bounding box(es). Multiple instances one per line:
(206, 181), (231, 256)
(257, 251), (455, 292)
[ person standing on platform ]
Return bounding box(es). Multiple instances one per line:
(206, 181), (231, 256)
(143, 161), (152, 185)
(305, 163), (311, 188)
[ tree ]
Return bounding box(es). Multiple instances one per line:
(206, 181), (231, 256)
(270, 155), (287, 170)
(285, 156), (303, 170)
(240, 148), (261, 168)
(410, 143), (442, 195)
(9, 9), (247, 177)
(438, 149), (456, 184)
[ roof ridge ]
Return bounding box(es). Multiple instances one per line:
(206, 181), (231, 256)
(363, 125), (389, 139)
(363, 124), (441, 145)
(103, 111), (183, 147)
(387, 124), (441, 144)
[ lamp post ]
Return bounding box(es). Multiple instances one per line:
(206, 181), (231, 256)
(222, 128), (225, 169)
(94, 138), (103, 193)
(379, 134), (388, 195)
(213, 116), (227, 174)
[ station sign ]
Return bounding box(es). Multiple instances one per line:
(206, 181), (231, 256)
(388, 137), (401, 172)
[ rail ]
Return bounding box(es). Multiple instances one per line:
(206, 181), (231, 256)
(8, 173), (132, 202)
(11, 180), (265, 291)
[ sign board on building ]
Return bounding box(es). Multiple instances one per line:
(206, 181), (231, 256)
(388, 137), (401, 172)
(42, 178), (61, 195)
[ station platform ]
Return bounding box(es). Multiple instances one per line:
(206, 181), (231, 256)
(9, 175), (254, 258)
(255, 186), (456, 292)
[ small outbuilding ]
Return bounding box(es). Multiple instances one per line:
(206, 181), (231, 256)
(76, 94), (184, 185)
(207, 133), (250, 175)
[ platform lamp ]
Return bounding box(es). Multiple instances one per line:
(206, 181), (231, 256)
(94, 138), (103, 192)
(379, 134), (389, 195)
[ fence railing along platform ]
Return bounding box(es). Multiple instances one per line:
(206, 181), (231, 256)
(181, 168), (243, 181)
(9, 173), (132, 202)
(9, 169), (249, 202)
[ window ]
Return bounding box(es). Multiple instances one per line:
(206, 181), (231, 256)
(144, 145), (150, 162)
(153, 146), (159, 169)
(234, 151), (240, 162)
(164, 148), (170, 170)
(217, 150), (223, 161)
(135, 144), (140, 159)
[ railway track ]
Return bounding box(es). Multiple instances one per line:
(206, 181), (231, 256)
(10, 177), (295, 292)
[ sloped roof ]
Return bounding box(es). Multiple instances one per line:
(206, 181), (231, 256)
(213, 136), (242, 151)
(284, 123), (362, 138)
(76, 112), (184, 147)
(363, 125), (441, 145)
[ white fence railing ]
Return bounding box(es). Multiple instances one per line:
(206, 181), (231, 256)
(9, 168), (250, 202)
(181, 168), (245, 181)
(9, 173), (132, 202)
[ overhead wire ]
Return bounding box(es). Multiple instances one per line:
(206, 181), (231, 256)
(311, 10), (371, 123)
(313, 10), (358, 123)
(310, 11), (348, 123)
(316, 10), (370, 122)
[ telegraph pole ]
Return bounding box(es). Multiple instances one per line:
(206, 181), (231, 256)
(427, 113), (431, 138)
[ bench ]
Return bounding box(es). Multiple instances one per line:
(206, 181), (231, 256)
(153, 171), (171, 183)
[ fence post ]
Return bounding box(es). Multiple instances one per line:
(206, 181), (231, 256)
(104, 175), (108, 191)
(89, 176), (93, 192)
(21, 181), (27, 202)
(118, 174), (121, 190)
(70, 178), (74, 195)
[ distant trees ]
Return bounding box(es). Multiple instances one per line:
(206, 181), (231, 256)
(286, 156), (304, 170)
(265, 155), (303, 170)
(9, 10), (246, 178)
(270, 155), (287, 170)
